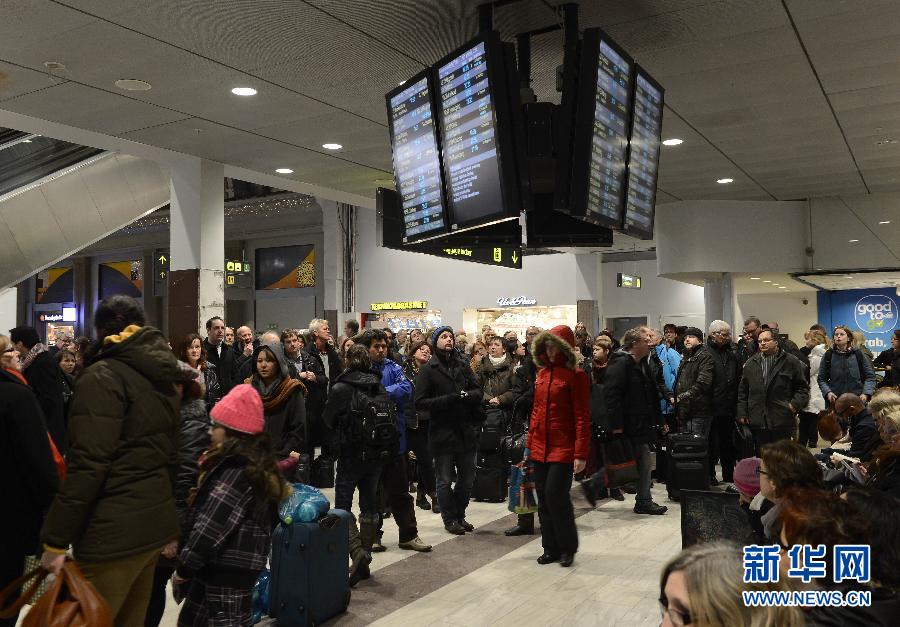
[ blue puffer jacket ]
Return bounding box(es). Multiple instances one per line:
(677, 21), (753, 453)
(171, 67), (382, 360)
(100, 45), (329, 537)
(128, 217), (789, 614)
(372, 358), (413, 453)
(655, 344), (681, 415)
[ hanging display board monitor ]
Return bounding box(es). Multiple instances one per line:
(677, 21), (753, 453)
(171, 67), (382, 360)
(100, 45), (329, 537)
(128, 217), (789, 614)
(623, 66), (665, 240)
(568, 29), (634, 229)
(434, 33), (523, 234)
(385, 69), (448, 243)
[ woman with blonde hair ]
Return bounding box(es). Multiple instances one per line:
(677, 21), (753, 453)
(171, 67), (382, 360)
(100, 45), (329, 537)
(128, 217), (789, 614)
(799, 328), (829, 447)
(659, 541), (804, 627)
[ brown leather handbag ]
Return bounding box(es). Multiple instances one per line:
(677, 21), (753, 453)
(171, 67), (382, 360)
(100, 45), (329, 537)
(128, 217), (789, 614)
(0, 562), (111, 627)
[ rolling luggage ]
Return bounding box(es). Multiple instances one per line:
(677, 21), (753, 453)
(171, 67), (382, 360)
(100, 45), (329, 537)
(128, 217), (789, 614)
(268, 509), (351, 626)
(478, 407), (506, 452)
(666, 433), (709, 501)
(472, 452), (507, 502)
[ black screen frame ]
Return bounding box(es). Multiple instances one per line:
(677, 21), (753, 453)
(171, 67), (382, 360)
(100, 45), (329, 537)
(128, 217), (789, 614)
(622, 65), (665, 241)
(385, 67), (450, 244)
(567, 28), (635, 231)
(433, 32), (524, 235)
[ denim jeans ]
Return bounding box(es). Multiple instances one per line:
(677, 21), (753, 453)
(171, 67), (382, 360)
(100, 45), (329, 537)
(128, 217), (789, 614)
(334, 457), (383, 517)
(433, 450), (476, 525)
(635, 443), (654, 505)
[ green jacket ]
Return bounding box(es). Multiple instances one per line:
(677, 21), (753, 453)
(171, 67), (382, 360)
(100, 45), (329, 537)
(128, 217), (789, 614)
(737, 349), (810, 432)
(41, 326), (181, 561)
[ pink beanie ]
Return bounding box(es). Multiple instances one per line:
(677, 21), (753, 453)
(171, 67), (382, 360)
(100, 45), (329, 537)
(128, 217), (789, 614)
(733, 457), (761, 498)
(210, 384), (264, 435)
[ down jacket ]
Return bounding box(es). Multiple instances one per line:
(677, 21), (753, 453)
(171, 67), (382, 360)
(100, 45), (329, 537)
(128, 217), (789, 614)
(41, 325), (181, 561)
(526, 326), (590, 464)
(475, 355), (517, 409)
(673, 343), (715, 425)
(605, 349), (663, 444)
(804, 344), (827, 413)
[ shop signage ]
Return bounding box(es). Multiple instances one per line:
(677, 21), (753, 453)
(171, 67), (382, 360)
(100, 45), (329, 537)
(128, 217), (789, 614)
(497, 296), (537, 307)
(437, 245), (523, 269)
(617, 272), (642, 289)
(226, 259), (252, 289)
(854, 295), (896, 334)
(39, 313), (64, 322)
(819, 287), (899, 354)
(371, 301), (428, 311)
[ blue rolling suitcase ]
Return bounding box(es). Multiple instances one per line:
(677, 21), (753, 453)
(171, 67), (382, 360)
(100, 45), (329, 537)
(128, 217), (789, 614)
(268, 508), (351, 626)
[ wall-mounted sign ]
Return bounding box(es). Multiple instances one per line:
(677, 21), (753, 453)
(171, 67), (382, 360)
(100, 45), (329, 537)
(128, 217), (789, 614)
(617, 272), (642, 289)
(39, 313), (64, 323)
(438, 245), (522, 269)
(497, 296), (537, 307)
(153, 251), (168, 296)
(226, 259), (252, 289)
(256, 245), (316, 290)
(818, 288), (899, 355)
(371, 301), (428, 311)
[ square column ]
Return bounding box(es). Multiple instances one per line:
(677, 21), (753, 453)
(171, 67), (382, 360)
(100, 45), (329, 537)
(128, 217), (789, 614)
(168, 158), (224, 341)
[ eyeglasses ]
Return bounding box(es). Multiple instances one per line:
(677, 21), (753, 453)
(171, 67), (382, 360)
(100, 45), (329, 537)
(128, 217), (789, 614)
(756, 467), (769, 476)
(658, 597), (692, 626)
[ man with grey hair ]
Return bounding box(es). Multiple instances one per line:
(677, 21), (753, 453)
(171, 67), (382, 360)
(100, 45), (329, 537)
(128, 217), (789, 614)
(605, 327), (667, 515)
(302, 318), (343, 459)
(706, 320), (742, 485)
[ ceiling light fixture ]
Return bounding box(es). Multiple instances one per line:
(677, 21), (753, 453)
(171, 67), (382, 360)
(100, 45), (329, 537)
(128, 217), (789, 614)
(879, 220), (891, 225)
(115, 79), (152, 91)
(398, 80), (406, 86)
(231, 87), (257, 96)
(275, 168), (293, 174)
(763, 280), (772, 283)
(848, 239), (859, 243)
(875, 138), (898, 145)
(750, 277), (761, 280)
(778, 286), (787, 289)
(322, 143), (343, 150)
(662, 138), (683, 146)
(717, 178), (733, 184)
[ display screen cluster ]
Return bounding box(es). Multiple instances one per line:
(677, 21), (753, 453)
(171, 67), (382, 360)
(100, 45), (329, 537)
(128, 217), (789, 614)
(387, 75), (446, 242)
(624, 72), (664, 238)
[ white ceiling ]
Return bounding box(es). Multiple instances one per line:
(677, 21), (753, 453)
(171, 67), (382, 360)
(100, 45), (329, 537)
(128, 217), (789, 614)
(794, 270), (900, 291)
(1, 0), (900, 209)
(731, 272), (816, 294)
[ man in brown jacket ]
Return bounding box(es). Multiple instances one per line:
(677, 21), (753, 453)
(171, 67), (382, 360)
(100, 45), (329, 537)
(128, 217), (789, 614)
(40, 296), (181, 626)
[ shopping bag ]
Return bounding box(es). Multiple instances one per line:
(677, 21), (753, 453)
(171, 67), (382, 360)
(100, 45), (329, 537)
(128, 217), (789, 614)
(602, 436), (639, 488)
(507, 463), (538, 515)
(0, 562), (113, 627)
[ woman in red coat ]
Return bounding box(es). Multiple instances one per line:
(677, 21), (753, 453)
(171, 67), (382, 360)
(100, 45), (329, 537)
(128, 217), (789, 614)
(526, 325), (591, 567)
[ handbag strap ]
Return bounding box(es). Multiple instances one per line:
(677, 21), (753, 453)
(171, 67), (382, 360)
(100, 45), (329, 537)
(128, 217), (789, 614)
(0, 567), (48, 617)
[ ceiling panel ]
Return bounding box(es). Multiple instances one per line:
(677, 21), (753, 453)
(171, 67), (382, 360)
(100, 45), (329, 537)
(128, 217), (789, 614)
(0, 61), (63, 103)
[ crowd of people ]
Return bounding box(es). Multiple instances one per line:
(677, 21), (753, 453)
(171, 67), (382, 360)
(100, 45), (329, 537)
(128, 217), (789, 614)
(3, 299), (899, 626)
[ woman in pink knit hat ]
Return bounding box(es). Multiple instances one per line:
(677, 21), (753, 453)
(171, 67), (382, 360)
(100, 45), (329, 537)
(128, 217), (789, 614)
(174, 384), (291, 626)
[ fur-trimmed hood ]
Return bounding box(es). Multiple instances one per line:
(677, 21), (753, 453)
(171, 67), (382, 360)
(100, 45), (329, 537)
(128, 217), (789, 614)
(532, 325), (577, 369)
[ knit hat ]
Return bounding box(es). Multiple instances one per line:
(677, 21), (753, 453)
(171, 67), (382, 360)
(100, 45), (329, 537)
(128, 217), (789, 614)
(733, 457), (761, 498)
(431, 325), (454, 348)
(210, 384), (264, 434)
(683, 327), (704, 342)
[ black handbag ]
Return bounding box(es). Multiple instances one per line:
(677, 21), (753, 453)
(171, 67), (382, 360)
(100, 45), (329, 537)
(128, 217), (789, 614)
(732, 421), (756, 459)
(602, 436), (640, 488)
(501, 432), (527, 465)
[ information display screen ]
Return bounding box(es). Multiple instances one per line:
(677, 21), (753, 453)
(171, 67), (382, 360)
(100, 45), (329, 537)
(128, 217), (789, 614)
(386, 71), (447, 243)
(585, 39), (633, 226)
(623, 69), (665, 240)
(436, 39), (508, 230)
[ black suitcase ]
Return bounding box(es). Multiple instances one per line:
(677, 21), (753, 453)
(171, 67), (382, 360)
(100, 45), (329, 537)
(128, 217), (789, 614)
(311, 455), (336, 489)
(478, 407), (507, 452)
(666, 433), (709, 501)
(472, 452), (507, 502)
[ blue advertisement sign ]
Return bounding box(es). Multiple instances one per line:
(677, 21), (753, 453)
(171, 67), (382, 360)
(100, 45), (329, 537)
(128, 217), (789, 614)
(817, 288), (898, 356)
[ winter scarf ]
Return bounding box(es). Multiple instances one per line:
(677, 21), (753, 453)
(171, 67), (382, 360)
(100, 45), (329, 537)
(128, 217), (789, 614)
(20, 342), (48, 371)
(246, 375), (306, 411)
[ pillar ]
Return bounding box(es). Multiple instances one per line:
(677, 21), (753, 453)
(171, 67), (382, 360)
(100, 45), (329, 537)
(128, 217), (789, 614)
(704, 273), (734, 333)
(71, 256), (90, 336)
(168, 158), (224, 341)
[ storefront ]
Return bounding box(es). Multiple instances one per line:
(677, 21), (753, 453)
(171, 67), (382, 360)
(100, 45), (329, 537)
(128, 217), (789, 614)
(366, 300), (443, 333)
(463, 296), (577, 340)
(36, 309), (77, 346)
(33, 265), (77, 345)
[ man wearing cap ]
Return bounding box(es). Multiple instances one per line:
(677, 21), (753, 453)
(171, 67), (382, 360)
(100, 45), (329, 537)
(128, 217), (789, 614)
(672, 327), (715, 440)
(414, 326), (484, 535)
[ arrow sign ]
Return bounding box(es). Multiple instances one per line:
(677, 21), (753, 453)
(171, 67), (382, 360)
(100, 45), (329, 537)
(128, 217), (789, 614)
(159, 271), (166, 279)
(511, 251), (518, 264)
(158, 254), (167, 264)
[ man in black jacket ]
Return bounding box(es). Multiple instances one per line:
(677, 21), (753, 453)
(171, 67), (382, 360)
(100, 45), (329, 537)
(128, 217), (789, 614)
(673, 327), (715, 438)
(10, 326), (66, 453)
(706, 320), (742, 484)
(414, 326), (483, 535)
(204, 316), (237, 394)
(302, 318), (344, 459)
(834, 394), (883, 462)
(604, 327), (667, 516)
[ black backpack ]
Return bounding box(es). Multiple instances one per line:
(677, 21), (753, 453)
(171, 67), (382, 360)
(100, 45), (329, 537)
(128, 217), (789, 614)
(348, 384), (399, 463)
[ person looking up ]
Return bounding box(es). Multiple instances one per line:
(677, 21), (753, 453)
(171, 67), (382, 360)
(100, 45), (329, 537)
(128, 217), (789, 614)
(414, 326), (483, 535)
(39, 296), (181, 625)
(605, 327), (668, 515)
(403, 341), (437, 512)
(658, 541), (804, 627)
(737, 328), (809, 448)
(408, 328), (425, 346)
(176, 333), (222, 410)
(357, 330), (430, 553)
(673, 327), (715, 440)
(662, 323), (680, 353)
(204, 316), (237, 394)
(9, 325), (66, 453)
(581, 335), (624, 504)
(476, 336), (516, 410)
(281, 328), (306, 375)
(174, 385), (290, 626)
(301, 318), (344, 460)
(224, 326), (235, 347)
(819, 325), (876, 406)
(706, 320), (741, 483)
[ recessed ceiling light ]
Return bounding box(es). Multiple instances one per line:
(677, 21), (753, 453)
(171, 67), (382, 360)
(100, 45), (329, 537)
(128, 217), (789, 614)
(763, 280), (772, 283)
(275, 168), (293, 174)
(662, 138), (683, 146)
(717, 178), (734, 184)
(231, 87), (257, 96)
(21, 139), (31, 143)
(772, 283), (780, 286)
(874, 138), (898, 145)
(398, 80), (407, 86)
(778, 286), (787, 289)
(322, 143), (343, 150)
(750, 277), (761, 280)
(848, 239), (859, 243)
(115, 78), (152, 91)
(879, 220), (891, 225)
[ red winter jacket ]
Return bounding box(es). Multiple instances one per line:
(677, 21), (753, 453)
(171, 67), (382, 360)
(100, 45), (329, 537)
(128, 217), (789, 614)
(526, 326), (591, 464)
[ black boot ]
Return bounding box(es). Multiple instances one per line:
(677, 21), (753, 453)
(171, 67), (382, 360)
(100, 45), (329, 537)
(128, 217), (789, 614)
(429, 492), (441, 514)
(504, 513), (535, 536)
(416, 489), (431, 511)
